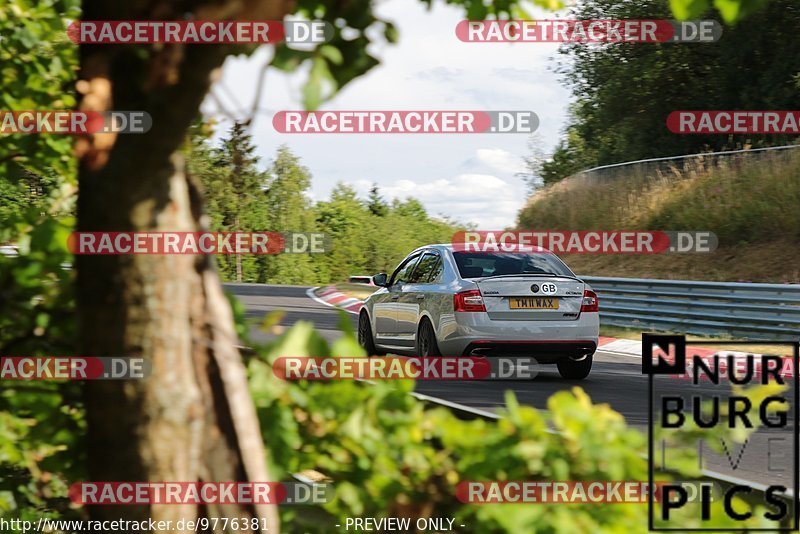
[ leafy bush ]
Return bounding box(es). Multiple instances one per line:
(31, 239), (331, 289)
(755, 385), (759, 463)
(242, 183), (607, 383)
(1, 302), (784, 532)
(248, 313), (780, 532)
(0, 208), (84, 523)
(0, 383), (85, 522)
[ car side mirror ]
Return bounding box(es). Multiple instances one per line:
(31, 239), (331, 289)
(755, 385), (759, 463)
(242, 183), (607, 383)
(372, 273), (388, 287)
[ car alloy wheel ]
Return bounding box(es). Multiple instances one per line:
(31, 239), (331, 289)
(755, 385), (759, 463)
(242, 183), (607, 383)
(417, 319), (441, 357)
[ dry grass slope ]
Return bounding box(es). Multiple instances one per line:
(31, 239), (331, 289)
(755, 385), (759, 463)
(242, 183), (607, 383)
(517, 150), (800, 283)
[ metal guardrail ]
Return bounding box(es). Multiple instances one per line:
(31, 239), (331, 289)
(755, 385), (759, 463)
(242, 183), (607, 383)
(562, 143), (800, 185)
(573, 143), (800, 176)
(582, 276), (800, 340)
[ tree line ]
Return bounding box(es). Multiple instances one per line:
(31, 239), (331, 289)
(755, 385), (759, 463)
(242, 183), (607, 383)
(185, 121), (464, 284)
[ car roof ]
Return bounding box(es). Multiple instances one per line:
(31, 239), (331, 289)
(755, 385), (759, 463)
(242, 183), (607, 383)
(409, 244), (451, 254)
(410, 243), (555, 255)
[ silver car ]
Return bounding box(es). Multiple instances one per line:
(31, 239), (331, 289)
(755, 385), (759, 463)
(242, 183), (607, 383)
(358, 244), (599, 379)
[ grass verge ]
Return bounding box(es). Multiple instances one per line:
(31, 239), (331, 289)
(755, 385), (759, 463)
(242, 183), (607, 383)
(518, 149), (800, 283)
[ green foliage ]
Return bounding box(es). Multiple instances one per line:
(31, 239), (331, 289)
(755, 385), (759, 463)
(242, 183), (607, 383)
(0, 170), (66, 243)
(246, 317), (780, 532)
(314, 183), (371, 282)
(0, 0), (82, 522)
(0, 382), (85, 521)
(538, 126), (598, 187)
(188, 122), (273, 282)
(671, 0), (771, 22)
(367, 184), (388, 217)
(0, 192), (81, 522)
(1, 291), (785, 530)
(0, 0), (80, 180)
(0, 216), (75, 355)
(261, 146), (319, 284)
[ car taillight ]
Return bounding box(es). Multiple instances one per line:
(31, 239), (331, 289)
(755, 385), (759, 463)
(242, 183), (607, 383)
(581, 289), (599, 312)
(454, 289), (486, 312)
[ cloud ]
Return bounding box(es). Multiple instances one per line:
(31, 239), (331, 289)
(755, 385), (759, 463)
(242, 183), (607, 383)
(360, 173), (524, 229)
(415, 66), (465, 83)
(491, 67), (543, 83)
(474, 148), (526, 174)
(207, 0), (570, 229)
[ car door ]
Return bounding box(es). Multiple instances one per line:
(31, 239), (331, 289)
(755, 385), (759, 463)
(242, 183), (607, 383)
(373, 253), (421, 343)
(395, 251), (442, 346)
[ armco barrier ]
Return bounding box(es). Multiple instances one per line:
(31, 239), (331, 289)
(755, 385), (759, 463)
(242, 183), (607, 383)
(562, 143), (800, 186)
(582, 276), (800, 340)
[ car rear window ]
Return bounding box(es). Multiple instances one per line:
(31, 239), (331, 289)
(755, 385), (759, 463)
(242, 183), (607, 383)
(452, 251), (574, 278)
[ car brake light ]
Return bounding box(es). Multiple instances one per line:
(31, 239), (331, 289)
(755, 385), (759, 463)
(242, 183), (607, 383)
(581, 289), (599, 312)
(454, 289), (486, 312)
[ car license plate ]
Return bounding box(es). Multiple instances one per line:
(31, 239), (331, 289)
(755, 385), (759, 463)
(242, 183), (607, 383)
(509, 297), (559, 310)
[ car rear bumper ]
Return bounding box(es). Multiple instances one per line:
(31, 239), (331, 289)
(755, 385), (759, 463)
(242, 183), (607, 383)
(436, 312), (599, 359)
(460, 340), (597, 361)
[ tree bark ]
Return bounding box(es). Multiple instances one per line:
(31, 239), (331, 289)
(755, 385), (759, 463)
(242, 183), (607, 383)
(76, 1), (292, 532)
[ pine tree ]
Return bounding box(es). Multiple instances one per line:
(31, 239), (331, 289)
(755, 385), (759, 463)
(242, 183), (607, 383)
(367, 183), (388, 217)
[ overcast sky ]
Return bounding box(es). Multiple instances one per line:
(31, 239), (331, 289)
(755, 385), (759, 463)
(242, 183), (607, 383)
(202, 0), (571, 229)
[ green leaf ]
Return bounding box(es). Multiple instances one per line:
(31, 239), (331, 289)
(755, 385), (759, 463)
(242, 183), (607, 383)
(303, 56), (335, 111)
(319, 44), (343, 66)
(270, 45), (313, 72)
(713, 0), (768, 23)
(669, 0), (710, 19)
(260, 310), (286, 334)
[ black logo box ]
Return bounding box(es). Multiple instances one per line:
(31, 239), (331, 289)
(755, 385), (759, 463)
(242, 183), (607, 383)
(643, 334), (799, 532)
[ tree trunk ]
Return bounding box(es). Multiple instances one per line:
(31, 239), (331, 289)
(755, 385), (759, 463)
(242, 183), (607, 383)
(76, 1), (292, 532)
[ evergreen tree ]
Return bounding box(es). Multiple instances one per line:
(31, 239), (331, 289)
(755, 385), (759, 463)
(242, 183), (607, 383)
(367, 183), (388, 217)
(261, 146), (317, 284)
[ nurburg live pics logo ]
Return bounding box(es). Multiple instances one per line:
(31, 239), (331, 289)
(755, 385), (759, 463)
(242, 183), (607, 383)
(643, 334), (799, 531)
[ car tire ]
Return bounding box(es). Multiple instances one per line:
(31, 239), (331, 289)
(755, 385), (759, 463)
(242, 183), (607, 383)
(358, 311), (383, 356)
(557, 353), (593, 379)
(416, 318), (441, 357)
